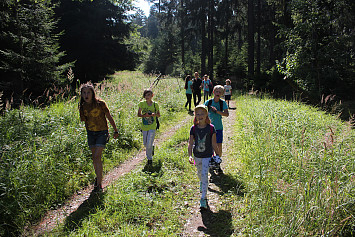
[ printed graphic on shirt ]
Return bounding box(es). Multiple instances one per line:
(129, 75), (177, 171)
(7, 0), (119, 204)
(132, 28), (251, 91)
(196, 133), (207, 153)
(224, 85), (232, 95)
(80, 100), (109, 131)
(142, 108), (154, 125)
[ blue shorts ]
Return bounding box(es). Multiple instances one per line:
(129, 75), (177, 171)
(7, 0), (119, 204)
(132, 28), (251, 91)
(87, 130), (108, 148)
(216, 130), (223, 143)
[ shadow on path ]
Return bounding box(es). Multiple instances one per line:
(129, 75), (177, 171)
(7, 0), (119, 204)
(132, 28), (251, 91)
(142, 159), (163, 175)
(198, 208), (234, 236)
(64, 191), (105, 232)
(209, 170), (244, 197)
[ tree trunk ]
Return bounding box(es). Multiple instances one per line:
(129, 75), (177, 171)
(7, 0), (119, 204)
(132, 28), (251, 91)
(180, 0), (185, 67)
(248, 0), (255, 79)
(201, 2), (207, 74)
(256, 0), (261, 75)
(14, 1), (24, 100)
(207, 0), (214, 79)
(224, 21), (229, 69)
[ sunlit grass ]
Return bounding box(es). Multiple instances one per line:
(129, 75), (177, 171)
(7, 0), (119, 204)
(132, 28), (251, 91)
(0, 71), (187, 236)
(2, 79), (354, 236)
(225, 95), (355, 236)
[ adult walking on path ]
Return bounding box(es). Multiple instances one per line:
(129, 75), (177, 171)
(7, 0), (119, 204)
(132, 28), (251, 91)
(192, 72), (202, 107)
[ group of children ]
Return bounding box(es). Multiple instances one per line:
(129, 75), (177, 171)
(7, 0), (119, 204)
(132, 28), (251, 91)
(79, 75), (232, 209)
(185, 72), (232, 110)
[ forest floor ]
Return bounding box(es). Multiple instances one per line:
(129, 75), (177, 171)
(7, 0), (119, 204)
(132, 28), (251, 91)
(29, 114), (194, 236)
(182, 100), (238, 236)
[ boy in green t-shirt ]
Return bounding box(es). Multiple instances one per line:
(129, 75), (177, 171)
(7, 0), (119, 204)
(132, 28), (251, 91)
(137, 89), (160, 165)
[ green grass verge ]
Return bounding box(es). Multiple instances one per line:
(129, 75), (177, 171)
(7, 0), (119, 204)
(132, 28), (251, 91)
(224, 95), (354, 236)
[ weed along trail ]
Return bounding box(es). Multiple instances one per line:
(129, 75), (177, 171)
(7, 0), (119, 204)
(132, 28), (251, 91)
(182, 100), (239, 236)
(30, 115), (193, 236)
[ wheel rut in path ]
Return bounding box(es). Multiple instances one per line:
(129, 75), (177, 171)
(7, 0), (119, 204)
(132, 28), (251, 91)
(28, 115), (193, 236)
(182, 100), (237, 236)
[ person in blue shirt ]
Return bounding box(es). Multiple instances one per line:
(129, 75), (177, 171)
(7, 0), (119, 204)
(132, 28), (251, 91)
(204, 85), (229, 174)
(202, 74), (212, 102)
(184, 75), (193, 112)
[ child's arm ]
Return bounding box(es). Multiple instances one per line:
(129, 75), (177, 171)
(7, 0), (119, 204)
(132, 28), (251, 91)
(211, 108), (229, 117)
(211, 133), (221, 156)
(79, 108), (86, 122)
(154, 110), (160, 118)
(105, 110), (119, 139)
(188, 135), (194, 164)
(137, 107), (149, 118)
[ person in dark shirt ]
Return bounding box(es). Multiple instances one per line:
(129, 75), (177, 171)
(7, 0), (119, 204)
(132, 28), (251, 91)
(192, 71), (202, 106)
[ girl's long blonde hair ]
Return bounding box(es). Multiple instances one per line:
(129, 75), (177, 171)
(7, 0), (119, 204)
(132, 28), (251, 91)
(193, 108), (211, 126)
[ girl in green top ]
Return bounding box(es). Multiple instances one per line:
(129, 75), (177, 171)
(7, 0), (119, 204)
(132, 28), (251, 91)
(137, 89), (160, 165)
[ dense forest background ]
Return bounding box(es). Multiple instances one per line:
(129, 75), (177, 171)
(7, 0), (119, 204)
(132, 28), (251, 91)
(1, 0), (354, 110)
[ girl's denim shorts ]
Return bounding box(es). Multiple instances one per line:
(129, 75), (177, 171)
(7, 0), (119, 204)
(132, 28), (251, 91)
(87, 130), (109, 148)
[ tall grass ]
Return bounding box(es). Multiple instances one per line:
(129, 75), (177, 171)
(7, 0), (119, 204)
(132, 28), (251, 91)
(0, 71), (186, 236)
(229, 95), (354, 236)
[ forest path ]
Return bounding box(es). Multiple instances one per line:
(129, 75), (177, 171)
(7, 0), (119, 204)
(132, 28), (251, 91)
(28, 114), (194, 236)
(182, 100), (238, 236)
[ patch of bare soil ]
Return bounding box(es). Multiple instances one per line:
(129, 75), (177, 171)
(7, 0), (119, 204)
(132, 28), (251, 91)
(26, 115), (193, 236)
(182, 100), (237, 236)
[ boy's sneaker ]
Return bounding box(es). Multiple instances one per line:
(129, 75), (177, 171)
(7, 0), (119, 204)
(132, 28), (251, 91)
(147, 159), (152, 165)
(200, 198), (208, 209)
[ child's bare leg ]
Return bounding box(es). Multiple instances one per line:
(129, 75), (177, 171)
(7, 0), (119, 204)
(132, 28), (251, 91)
(91, 147), (104, 186)
(217, 143), (223, 157)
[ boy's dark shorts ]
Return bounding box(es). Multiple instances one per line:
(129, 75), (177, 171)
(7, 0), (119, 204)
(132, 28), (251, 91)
(225, 95), (231, 100)
(87, 130), (108, 148)
(216, 130), (223, 143)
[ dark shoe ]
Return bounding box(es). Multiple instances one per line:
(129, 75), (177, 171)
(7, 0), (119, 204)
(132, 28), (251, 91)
(93, 184), (103, 192)
(147, 159), (152, 165)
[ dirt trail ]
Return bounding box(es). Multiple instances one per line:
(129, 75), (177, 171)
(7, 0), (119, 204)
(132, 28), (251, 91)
(182, 100), (237, 236)
(27, 115), (193, 236)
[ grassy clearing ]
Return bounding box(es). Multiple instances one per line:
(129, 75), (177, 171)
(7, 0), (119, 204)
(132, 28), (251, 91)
(2, 77), (354, 236)
(48, 121), (199, 236)
(224, 95), (355, 236)
(0, 71), (187, 236)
